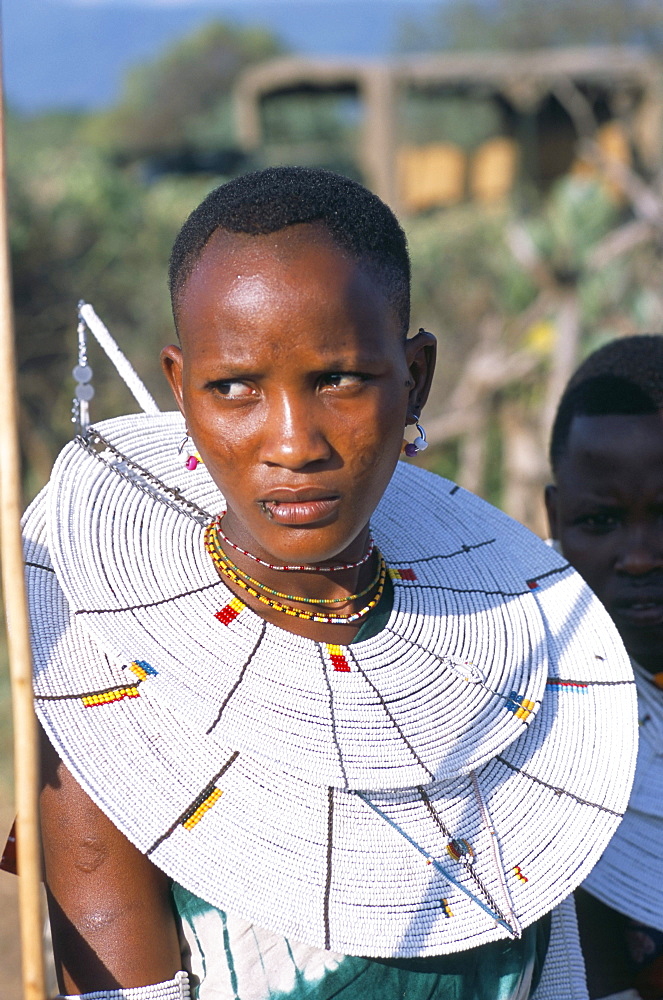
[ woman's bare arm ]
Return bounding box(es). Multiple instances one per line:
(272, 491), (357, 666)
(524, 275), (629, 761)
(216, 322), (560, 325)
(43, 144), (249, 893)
(40, 727), (183, 995)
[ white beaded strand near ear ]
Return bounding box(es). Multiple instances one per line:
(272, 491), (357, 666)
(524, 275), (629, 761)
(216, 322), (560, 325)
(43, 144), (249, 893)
(72, 318), (94, 431)
(73, 301), (161, 436)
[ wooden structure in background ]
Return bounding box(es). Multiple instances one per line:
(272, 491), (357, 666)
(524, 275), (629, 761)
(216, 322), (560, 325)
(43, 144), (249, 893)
(233, 46), (662, 215)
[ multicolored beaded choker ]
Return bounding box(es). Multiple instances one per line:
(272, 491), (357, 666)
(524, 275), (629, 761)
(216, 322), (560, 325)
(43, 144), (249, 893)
(206, 523), (382, 606)
(204, 521), (387, 624)
(213, 514), (375, 573)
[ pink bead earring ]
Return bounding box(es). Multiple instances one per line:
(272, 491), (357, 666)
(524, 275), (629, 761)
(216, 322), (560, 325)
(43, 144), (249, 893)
(179, 433), (203, 471)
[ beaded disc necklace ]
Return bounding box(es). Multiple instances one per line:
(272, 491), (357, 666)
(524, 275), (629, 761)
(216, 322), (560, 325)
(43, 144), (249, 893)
(31, 412), (636, 961)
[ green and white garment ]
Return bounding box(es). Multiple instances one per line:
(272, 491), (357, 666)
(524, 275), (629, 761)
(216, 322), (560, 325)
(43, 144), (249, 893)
(173, 882), (550, 1000)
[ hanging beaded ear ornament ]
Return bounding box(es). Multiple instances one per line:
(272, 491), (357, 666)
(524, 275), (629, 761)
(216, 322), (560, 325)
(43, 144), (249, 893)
(178, 433), (204, 471)
(71, 318), (95, 430)
(403, 421), (428, 458)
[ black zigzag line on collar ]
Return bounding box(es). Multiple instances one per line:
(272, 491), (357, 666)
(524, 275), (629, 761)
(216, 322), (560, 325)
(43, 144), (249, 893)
(403, 539), (497, 564)
(75, 578), (224, 614)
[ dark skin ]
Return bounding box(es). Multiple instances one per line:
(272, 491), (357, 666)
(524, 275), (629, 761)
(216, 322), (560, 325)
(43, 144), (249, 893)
(42, 222), (436, 991)
(162, 223), (436, 643)
(40, 730), (182, 992)
(546, 412), (663, 674)
(546, 410), (663, 1000)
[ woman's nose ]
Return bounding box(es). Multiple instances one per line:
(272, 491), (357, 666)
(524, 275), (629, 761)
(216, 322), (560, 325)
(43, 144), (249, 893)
(259, 395), (332, 469)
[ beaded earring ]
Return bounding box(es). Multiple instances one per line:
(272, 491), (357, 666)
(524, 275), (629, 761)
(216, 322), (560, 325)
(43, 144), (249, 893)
(178, 433), (203, 471)
(403, 421), (428, 458)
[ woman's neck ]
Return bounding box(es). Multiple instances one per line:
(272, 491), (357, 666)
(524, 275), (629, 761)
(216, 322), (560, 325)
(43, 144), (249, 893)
(209, 524), (381, 643)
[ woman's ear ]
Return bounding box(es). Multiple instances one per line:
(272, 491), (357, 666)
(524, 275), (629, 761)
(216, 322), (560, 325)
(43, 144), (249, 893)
(404, 328), (437, 423)
(160, 345), (185, 415)
(544, 483), (559, 540)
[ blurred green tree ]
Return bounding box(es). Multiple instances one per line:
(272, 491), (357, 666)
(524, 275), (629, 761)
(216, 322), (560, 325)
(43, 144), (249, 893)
(407, 171), (663, 530)
(397, 0), (663, 54)
(85, 21), (283, 158)
(7, 111), (215, 495)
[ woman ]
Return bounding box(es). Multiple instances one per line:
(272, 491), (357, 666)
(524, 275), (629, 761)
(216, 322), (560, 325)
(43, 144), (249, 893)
(28, 167), (635, 1000)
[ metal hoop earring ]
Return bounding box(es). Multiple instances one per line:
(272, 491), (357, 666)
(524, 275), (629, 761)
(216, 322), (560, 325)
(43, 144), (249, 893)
(403, 422), (428, 458)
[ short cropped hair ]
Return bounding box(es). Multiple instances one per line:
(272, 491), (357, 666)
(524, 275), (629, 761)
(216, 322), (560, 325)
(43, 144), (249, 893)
(169, 166), (411, 332)
(550, 334), (663, 471)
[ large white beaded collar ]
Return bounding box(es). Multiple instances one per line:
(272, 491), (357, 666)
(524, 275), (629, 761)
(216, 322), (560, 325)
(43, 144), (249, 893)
(25, 411), (637, 958)
(583, 658), (663, 932)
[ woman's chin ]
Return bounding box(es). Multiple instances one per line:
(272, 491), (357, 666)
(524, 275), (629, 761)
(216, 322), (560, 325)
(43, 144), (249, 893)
(255, 522), (371, 569)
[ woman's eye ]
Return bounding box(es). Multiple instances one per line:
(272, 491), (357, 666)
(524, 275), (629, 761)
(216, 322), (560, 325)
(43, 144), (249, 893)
(320, 373), (366, 390)
(214, 381), (254, 399)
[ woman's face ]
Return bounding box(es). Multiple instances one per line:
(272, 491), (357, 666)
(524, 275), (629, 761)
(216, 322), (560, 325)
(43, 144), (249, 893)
(162, 223), (434, 567)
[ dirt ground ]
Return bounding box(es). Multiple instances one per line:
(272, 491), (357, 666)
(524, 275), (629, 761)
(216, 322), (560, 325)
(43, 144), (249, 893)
(0, 807), (57, 999)
(0, 869), (22, 998)
(0, 806), (24, 999)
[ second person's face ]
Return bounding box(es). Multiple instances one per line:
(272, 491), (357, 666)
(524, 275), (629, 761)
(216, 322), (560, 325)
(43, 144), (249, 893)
(546, 411), (663, 673)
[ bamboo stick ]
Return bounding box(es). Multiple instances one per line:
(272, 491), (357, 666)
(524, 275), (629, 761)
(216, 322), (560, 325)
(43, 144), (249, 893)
(0, 26), (47, 1000)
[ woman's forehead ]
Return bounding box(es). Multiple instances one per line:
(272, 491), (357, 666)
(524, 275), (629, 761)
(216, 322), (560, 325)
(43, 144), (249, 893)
(197, 222), (349, 278)
(176, 225), (402, 348)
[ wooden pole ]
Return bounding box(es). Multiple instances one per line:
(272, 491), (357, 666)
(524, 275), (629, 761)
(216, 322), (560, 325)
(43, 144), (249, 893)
(0, 20), (47, 1000)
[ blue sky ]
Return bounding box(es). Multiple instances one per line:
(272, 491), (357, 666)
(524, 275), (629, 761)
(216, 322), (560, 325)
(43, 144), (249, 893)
(3, 0), (441, 112)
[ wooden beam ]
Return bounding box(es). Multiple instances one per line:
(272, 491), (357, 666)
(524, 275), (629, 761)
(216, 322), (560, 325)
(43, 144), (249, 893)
(0, 25), (47, 1000)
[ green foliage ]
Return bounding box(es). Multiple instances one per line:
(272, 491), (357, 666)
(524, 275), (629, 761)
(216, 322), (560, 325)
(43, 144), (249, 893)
(85, 20), (284, 157)
(7, 112), (219, 496)
(407, 202), (537, 337)
(518, 177), (663, 356)
(406, 177), (631, 347)
(397, 0), (663, 54)
(255, 97), (362, 180)
(399, 92), (501, 150)
(262, 93), (358, 146)
(525, 177), (620, 276)
(405, 175), (663, 451)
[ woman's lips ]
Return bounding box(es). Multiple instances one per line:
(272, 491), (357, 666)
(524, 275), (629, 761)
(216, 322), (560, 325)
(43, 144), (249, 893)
(260, 497), (341, 526)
